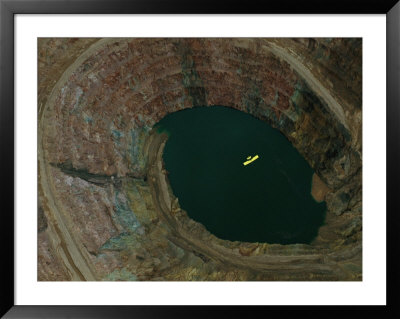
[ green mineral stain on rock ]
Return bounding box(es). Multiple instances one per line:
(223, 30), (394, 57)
(71, 86), (84, 114)
(112, 129), (124, 140)
(103, 267), (138, 281)
(100, 232), (138, 251)
(129, 128), (149, 174)
(114, 191), (141, 233)
(84, 115), (93, 124)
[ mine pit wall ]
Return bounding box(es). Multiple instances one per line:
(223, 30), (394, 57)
(38, 38), (362, 281)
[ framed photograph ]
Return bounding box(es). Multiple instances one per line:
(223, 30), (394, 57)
(1, 0), (399, 317)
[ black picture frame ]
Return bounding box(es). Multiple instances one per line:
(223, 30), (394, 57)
(1, 0), (399, 318)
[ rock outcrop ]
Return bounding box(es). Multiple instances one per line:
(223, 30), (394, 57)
(38, 38), (362, 281)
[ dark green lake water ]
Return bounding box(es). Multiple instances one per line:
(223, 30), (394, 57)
(155, 106), (326, 244)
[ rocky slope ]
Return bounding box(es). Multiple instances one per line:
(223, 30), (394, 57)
(38, 38), (362, 281)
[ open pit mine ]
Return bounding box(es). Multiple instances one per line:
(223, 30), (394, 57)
(38, 38), (362, 281)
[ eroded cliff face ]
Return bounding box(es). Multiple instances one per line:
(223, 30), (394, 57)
(38, 38), (362, 281)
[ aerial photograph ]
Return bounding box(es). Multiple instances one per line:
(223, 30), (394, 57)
(38, 38), (362, 281)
